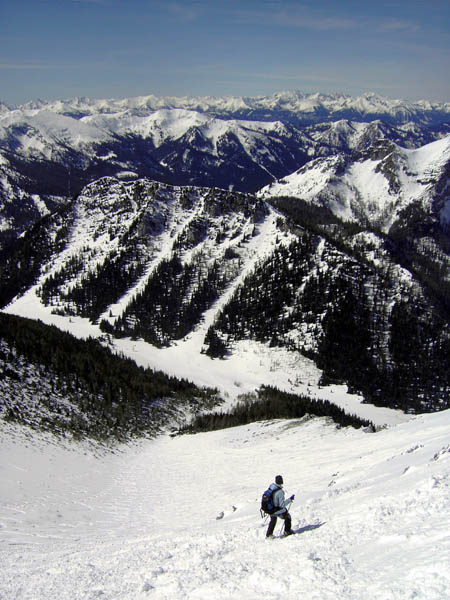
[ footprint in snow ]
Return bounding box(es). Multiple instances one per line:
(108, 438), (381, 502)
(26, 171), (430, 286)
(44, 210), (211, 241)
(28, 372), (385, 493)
(216, 506), (238, 519)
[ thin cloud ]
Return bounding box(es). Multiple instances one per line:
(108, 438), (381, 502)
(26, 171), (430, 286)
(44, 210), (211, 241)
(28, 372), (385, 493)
(71, 0), (108, 4)
(147, 0), (210, 22)
(271, 11), (360, 31)
(234, 6), (362, 31)
(0, 62), (55, 70)
(165, 2), (200, 22)
(233, 4), (421, 35)
(376, 19), (420, 34)
(0, 61), (87, 70)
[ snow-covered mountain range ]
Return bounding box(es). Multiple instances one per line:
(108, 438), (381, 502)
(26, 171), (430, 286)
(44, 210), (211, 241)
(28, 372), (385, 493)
(0, 90), (449, 421)
(7, 90), (450, 124)
(1, 91), (449, 250)
(2, 170), (449, 415)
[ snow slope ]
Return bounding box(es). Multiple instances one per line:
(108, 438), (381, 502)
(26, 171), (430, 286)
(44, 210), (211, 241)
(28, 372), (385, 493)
(82, 108), (290, 155)
(1, 408), (450, 599)
(0, 105), (291, 163)
(260, 135), (450, 229)
(0, 109), (113, 157)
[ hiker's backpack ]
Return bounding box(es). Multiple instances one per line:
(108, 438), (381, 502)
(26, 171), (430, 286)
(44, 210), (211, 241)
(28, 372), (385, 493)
(260, 486), (278, 517)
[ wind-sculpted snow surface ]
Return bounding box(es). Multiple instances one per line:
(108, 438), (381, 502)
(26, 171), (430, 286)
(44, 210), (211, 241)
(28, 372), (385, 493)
(1, 409), (450, 599)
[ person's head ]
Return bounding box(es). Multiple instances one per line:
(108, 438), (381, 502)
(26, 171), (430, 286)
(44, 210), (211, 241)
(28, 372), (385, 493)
(275, 475), (283, 486)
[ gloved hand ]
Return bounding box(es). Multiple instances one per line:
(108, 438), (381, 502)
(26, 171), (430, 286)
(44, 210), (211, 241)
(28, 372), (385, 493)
(290, 494), (295, 501)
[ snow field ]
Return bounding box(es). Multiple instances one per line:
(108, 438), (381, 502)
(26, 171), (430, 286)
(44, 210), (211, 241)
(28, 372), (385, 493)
(1, 408), (450, 599)
(260, 134), (450, 231)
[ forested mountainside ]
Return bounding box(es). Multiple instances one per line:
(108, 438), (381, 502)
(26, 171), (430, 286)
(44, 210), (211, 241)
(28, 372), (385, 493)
(1, 166), (449, 416)
(0, 312), (221, 441)
(0, 311), (376, 441)
(1, 91), (450, 250)
(1, 92), (449, 432)
(205, 215), (449, 413)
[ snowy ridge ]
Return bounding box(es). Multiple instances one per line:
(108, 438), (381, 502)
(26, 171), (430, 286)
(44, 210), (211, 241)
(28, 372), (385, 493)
(1, 90), (449, 249)
(260, 135), (450, 230)
(1, 408), (449, 599)
(0, 94), (447, 166)
(0, 104), (442, 169)
(82, 108), (289, 155)
(9, 90), (450, 122)
(2, 178), (313, 401)
(0, 102), (307, 248)
(0, 107), (291, 161)
(3, 175), (416, 426)
(2, 170), (449, 417)
(15, 178), (277, 329)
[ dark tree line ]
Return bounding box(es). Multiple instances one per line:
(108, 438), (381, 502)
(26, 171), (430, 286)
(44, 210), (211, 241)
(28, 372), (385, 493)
(208, 233), (320, 351)
(181, 386), (374, 433)
(40, 244), (146, 321)
(388, 201), (450, 316)
(0, 313), (220, 440)
(0, 206), (71, 308)
(105, 252), (229, 346)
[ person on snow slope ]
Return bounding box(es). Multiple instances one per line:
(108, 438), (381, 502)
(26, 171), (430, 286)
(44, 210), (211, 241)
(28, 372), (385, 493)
(266, 474), (295, 538)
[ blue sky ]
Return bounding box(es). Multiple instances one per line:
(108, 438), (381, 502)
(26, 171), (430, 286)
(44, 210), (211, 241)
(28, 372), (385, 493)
(1, 0), (449, 105)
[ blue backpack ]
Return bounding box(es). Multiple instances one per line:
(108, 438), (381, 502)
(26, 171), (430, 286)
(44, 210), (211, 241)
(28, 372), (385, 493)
(260, 486), (278, 516)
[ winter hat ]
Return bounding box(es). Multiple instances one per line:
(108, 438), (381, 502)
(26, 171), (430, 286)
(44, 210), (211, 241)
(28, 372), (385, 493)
(275, 475), (283, 485)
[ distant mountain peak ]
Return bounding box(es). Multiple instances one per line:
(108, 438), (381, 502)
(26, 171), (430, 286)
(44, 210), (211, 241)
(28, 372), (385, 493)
(5, 91), (449, 124)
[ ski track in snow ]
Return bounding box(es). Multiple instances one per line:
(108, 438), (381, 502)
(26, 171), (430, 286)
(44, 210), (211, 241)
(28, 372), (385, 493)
(1, 410), (450, 600)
